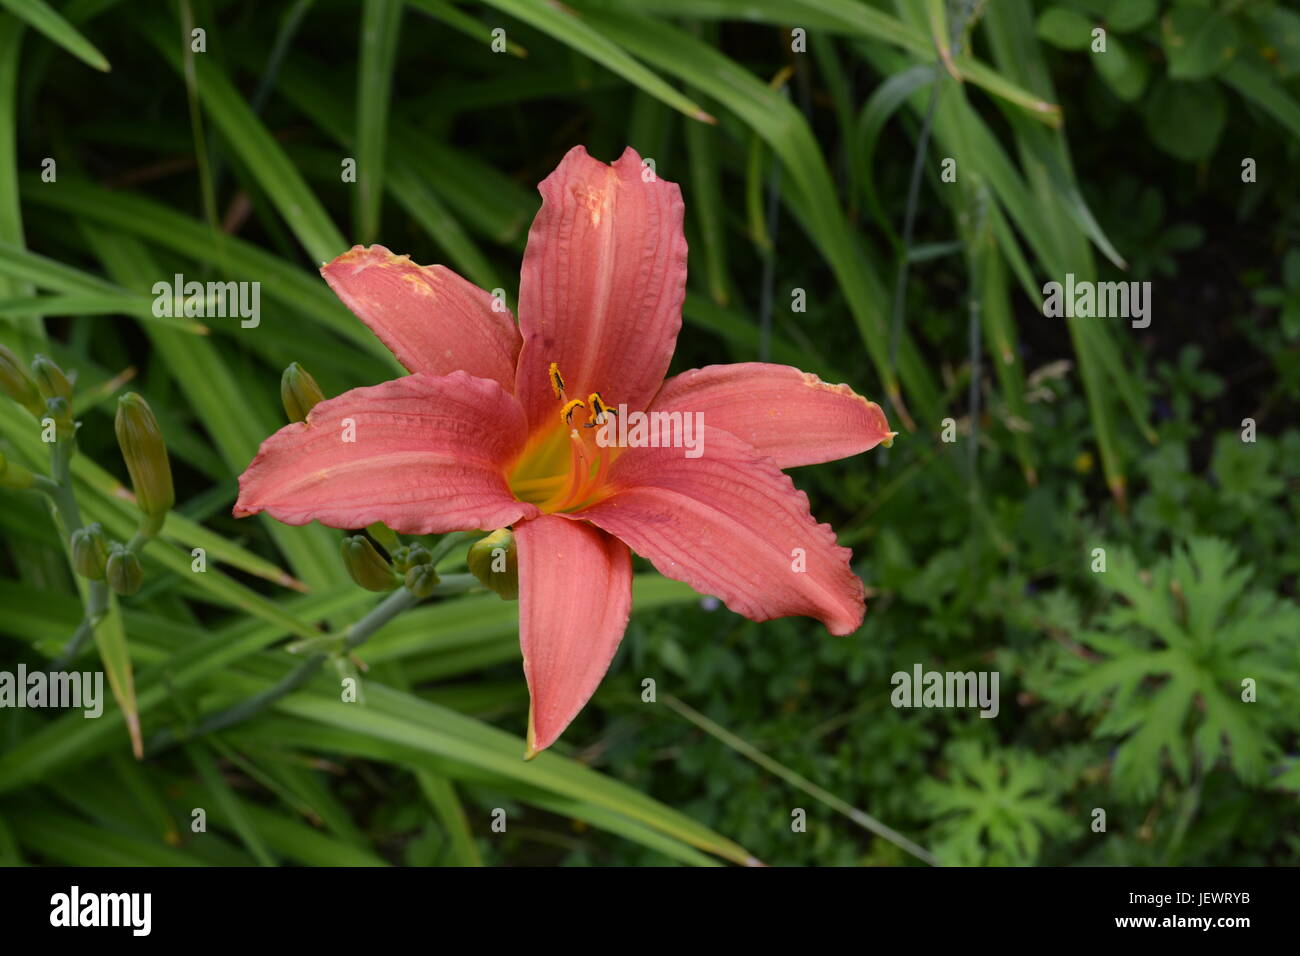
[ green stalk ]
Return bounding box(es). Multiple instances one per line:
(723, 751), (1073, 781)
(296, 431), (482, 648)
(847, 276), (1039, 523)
(146, 585), (424, 756)
(125, 511), (166, 554)
(45, 433), (108, 668)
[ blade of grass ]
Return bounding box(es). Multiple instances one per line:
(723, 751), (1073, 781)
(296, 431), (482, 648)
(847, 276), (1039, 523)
(168, 781), (389, 866)
(184, 741), (279, 865)
(14, 810), (207, 865)
(17, 178), (398, 368)
(141, 14), (346, 265)
(972, 213), (1037, 485)
(809, 32), (863, 219)
(661, 694), (938, 866)
(355, 0), (402, 243)
(0, 292), (205, 334)
(0, 15), (40, 341)
(407, 0), (526, 57)
(0, 811), (20, 863)
(273, 55), (534, 246)
(272, 685), (757, 865)
(596, 0), (1060, 125)
(108, 752), (180, 845)
(91, 590), (141, 758)
(683, 293), (845, 380)
(855, 62), (934, 246)
(1222, 59), (1300, 140)
(285, 138), (502, 290)
(415, 771), (482, 866)
(477, 0), (714, 123)
(0, 0), (108, 71)
(229, 712), (724, 865)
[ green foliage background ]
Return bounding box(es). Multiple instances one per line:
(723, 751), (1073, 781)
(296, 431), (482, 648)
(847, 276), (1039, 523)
(0, 0), (1298, 866)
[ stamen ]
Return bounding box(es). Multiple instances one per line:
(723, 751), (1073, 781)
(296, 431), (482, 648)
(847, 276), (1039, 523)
(560, 398), (586, 426)
(548, 362), (566, 400)
(556, 428), (611, 512)
(582, 391), (612, 428)
(586, 438), (612, 500)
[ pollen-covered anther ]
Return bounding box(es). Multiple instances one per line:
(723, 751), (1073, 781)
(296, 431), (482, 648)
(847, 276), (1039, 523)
(561, 398), (586, 426)
(582, 392), (613, 428)
(548, 362), (567, 401)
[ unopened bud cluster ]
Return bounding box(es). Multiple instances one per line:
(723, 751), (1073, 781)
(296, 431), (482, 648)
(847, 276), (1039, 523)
(0, 347), (176, 599)
(341, 534), (441, 596)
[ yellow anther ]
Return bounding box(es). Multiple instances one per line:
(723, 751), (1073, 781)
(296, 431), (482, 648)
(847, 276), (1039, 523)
(583, 392), (612, 428)
(548, 363), (566, 400)
(561, 398), (586, 426)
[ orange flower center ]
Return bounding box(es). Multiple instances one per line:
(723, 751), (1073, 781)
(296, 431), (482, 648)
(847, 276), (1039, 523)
(507, 363), (619, 514)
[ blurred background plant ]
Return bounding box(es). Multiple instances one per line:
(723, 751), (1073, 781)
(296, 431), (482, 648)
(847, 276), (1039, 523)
(0, 0), (1296, 866)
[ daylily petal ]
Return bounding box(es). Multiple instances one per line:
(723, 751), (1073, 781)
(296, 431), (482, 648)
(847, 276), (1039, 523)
(235, 371), (536, 533)
(515, 145), (687, 432)
(322, 244), (521, 392)
(516, 514), (632, 756)
(651, 363), (894, 469)
(573, 427), (865, 635)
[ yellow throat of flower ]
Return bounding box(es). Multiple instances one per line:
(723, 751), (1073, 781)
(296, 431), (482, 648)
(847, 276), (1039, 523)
(507, 363), (618, 513)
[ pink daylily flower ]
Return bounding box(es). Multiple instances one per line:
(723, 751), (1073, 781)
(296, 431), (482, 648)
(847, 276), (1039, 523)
(235, 146), (894, 756)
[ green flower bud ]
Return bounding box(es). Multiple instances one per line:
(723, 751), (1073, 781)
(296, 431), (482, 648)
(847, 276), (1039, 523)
(341, 535), (398, 591)
(390, 543), (433, 573)
(467, 529), (518, 600)
(281, 362), (325, 423)
(388, 544), (412, 572)
(0, 451), (35, 490)
(106, 545), (143, 596)
(404, 563), (440, 598)
(44, 396), (75, 442)
(71, 523), (110, 580)
(115, 393), (174, 518)
(0, 345), (44, 416)
(31, 354), (73, 401)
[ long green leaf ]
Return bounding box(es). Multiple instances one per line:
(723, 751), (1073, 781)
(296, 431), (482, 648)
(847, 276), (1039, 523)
(142, 15), (346, 265)
(0, 0), (108, 71)
(355, 0), (402, 243)
(477, 0), (714, 123)
(597, 0), (1061, 125)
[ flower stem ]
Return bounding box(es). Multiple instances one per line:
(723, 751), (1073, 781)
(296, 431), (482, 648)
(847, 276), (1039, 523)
(342, 585), (420, 651)
(126, 511), (166, 554)
(51, 586), (107, 669)
(43, 433), (110, 667)
(426, 531), (471, 566)
(47, 436), (83, 530)
(148, 583), (429, 756)
(287, 574), (477, 653)
(145, 651), (330, 757)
